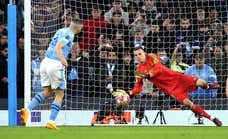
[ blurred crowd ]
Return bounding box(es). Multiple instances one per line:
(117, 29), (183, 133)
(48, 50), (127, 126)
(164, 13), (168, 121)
(0, 0), (227, 103)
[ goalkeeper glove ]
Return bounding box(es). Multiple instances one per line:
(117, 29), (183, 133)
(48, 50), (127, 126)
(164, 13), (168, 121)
(112, 89), (129, 97)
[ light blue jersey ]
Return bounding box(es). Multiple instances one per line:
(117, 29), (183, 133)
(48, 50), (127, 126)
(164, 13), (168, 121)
(45, 27), (74, 61)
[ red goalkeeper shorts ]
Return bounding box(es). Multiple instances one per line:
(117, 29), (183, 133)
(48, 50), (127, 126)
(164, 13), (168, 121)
(169, 74), (198, 103)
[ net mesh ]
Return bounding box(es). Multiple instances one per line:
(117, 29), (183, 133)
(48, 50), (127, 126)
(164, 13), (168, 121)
(30, 0), (228, 111)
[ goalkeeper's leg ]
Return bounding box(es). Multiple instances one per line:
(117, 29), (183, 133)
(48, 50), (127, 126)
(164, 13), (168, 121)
(183, 98), (222, 126)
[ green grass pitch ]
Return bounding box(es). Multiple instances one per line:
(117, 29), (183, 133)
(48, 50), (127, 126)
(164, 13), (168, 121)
(1, 126), (228, 139)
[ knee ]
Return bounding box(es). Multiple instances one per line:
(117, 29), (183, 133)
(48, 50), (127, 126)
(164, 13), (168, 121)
(42, 86), (52, 98)
(182, 98), (194, 109)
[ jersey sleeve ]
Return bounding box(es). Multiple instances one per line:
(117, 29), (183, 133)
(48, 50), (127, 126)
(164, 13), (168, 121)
(130, 77), (143, 95)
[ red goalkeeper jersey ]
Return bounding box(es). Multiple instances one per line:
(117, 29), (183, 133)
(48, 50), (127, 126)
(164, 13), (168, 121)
(131, 54), (198, 102)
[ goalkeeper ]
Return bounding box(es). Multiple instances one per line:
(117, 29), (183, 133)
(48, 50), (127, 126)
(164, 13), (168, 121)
(115, 47), (222, 126)
(20, 18), (83, 129)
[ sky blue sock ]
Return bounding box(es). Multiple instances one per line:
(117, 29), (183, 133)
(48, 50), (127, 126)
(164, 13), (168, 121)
(49, 102), (61, 121)
(28, 93), (45, 111)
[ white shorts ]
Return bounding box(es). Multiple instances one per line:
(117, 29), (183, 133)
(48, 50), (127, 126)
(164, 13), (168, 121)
(40, 57), (66, 90)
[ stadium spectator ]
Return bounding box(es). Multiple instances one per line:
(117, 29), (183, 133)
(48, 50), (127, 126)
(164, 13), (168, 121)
(226, 79), (228, 97)
(192, 9), (208, 31)
(145, 20), (161, 53)
(176, 17), (194, 64)
(89, 37), (111, 97)
(170, 46), (189, 73)
(112, 30), (126, 55)
(0, 1), (7, 23)
(142, 0), (161, 23)
(89, 34), (112, 68)
(129, 10), (150, 36)
(0, 44), (7, 98)
(95, 49), (122, 98)
(16, 0), (24, 36)
(0, 33), (7, 47)
(224, 22), (228, 37)
(209, 47), (228, 98)
(79, 5), (108, 52)
(159, 18), (176, 56)
(67, 43), (89, 97)
(126, 47), (222, 126)
(192, 24), (210, 53)
(203, 37), (215, 59)
(156, 0), (179, 19)
(129, 28), (147, 57)
(31, 50), (45, 95)
(0, 22), (6, 35)
(208, 9), (220, 25)
(127, 2), (138, 24)
(102, 10), (128, 40)
(118, 52), (135, 91)
(104, 0), (129, 25)
(185, 53), (218, 99)
(17, 37), (24, 98)
(20, 19), (83, 129)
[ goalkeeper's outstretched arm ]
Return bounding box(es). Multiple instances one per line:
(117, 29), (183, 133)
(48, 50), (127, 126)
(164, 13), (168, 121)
(128, 77), (143, 95)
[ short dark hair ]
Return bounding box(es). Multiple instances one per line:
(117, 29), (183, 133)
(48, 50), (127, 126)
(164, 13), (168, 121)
(112, 0), (121, 3)
(112, 10), (122, 16)
(92, 5), (100, 10)
(194, 53), (204, 59)
(134, 46), (144, 51)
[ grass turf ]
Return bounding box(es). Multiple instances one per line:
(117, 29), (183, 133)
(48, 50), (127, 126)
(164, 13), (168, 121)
(0, 126), (228, 139)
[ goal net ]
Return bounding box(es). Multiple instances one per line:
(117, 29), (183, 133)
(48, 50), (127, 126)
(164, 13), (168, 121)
(27, 0), (228, 125)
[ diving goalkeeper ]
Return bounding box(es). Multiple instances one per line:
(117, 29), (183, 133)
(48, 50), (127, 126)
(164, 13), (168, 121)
(117, 47), (222, 126)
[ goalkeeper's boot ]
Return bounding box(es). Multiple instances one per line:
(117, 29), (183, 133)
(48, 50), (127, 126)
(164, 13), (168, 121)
(213, 118), (222, 127)
(207, 83), (220, 89)
(21, 108), (29, 126)
(46, 121), (59, 130)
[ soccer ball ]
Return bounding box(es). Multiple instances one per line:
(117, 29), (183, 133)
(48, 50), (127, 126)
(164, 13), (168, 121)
(115, 91), (130, 106)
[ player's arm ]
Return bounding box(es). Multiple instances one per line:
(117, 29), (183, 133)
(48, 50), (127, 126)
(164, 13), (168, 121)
(129, 77), (143, 95)
(56, 42), (68, 67)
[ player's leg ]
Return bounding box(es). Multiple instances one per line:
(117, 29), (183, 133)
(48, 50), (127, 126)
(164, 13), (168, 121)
(196, 78), (220, 89)
(46, 89), (64, 130)
(45, 60), (66, 129)
(182, 98), (222, 126)
(27, 57), (53, 111)
(28, 87), (52, 110)
(21, 86), (52, 125)
(21, 58), (52, 125)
